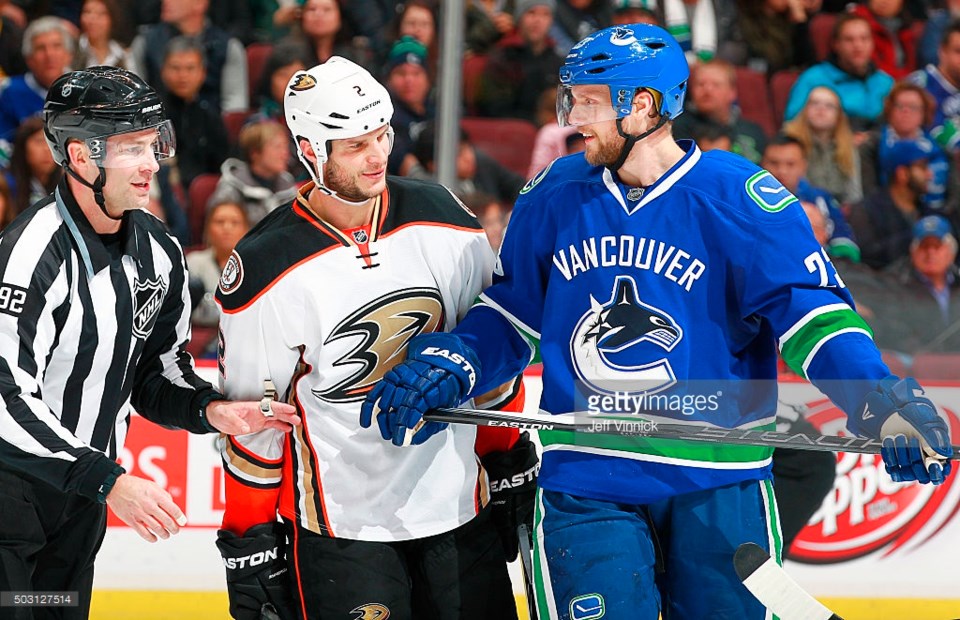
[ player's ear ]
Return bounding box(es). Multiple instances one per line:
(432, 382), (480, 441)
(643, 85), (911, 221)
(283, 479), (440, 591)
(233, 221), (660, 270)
(299, 138), (317, 164)
(626, 89), (657, 131)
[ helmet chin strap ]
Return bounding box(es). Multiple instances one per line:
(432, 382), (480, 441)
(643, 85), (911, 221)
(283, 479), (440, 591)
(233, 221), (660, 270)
(64, 164), (121, 221)
(609, 113), (670, 173)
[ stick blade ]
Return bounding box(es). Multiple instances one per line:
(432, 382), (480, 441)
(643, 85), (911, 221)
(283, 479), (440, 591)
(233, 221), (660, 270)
(734, 543), (842, 620)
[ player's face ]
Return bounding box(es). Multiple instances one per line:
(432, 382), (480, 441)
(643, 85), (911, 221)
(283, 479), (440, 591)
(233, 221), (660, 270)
(98, 129), (163, 215)
(581, 121), (627, 167)
(761, 144), (806, 191)
(324, 125), (391, 201)
(561, 84), (617, 128)
(939, 33), (960, 85)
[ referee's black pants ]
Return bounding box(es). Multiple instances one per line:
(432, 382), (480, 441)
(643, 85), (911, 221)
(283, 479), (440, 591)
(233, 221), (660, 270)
(0, 464), (107, 619)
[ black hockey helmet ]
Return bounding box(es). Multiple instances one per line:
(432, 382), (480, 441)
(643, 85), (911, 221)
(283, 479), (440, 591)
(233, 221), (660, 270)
(42, 67), (175, 220)
(43, 66), (175, 167)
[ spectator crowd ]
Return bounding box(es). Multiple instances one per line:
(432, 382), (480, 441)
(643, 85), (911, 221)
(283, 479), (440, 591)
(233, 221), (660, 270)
(2, 0), (960, 374)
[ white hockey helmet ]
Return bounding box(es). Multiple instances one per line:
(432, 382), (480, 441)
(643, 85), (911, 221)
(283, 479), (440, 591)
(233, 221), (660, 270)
(284, 56), (395, 193)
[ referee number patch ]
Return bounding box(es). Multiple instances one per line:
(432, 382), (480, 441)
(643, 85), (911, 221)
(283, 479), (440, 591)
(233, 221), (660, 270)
(0, 283), (27, 317)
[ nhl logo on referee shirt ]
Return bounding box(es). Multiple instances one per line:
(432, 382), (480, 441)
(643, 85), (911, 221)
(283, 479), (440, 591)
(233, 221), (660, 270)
(132, 277), (165, 339)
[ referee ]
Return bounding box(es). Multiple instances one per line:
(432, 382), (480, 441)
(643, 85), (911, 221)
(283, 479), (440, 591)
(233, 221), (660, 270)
(0, 67), (299, 620)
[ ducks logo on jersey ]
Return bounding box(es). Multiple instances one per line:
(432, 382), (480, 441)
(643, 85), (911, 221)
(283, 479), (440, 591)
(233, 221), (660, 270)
(312, 288), (444, 403)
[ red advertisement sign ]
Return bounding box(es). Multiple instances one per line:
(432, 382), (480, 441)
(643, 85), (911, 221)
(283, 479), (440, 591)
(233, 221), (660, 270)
(107, 418), (190, 527)
(790, 398), (960, 563)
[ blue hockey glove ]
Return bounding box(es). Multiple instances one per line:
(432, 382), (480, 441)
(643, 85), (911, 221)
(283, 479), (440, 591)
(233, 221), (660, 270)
(859, 376), (953, 484)
(360, 333), (480, 447)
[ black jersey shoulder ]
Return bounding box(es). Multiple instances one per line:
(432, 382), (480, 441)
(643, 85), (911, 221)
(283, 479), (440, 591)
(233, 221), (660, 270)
(217, 201), (341, 311)
(380, 176), (483, 234)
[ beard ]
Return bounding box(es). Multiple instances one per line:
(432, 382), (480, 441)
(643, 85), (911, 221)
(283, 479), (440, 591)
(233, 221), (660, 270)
(584, 132), (627, 167)
(323, 158), (378, 202)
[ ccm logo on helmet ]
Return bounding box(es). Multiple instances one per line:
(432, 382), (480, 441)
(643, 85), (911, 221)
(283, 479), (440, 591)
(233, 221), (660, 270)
(221, 547), (279, 570)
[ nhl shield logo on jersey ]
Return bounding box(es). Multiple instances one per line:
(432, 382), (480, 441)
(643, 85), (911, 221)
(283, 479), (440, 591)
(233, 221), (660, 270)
(745, 170), (797, 213)
(218, 251), (244, 295)
(132, 277), (165, 339)
(352, 229), (369, 244)
(571, 275), (682, 396)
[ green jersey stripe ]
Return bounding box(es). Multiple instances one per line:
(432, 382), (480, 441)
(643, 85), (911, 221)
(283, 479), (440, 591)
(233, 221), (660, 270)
(539, 425), (776, 465)
(780, 308), (872, 378)
(474, 296), (541, 363)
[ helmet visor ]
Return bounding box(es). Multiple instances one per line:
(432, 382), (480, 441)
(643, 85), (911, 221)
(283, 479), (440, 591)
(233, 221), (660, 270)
(86, 120), (176, 168)
(557, 85), (623, 128)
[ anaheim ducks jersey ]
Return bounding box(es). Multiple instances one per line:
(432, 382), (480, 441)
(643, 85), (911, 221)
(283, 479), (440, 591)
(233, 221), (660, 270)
(216, 177), (495, 542)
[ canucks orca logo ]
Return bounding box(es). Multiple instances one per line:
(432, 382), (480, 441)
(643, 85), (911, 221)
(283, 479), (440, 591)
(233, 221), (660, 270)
(571, 275), (682, 395)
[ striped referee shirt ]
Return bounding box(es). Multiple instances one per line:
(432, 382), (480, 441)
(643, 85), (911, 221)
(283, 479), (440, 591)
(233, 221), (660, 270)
(0, 179), (220, 502)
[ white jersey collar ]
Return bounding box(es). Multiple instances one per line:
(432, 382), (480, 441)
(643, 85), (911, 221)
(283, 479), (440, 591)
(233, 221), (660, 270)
(602, 140), (702, 216)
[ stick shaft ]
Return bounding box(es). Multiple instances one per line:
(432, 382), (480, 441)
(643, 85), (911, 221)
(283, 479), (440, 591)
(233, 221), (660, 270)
(426, 407), (960, 457)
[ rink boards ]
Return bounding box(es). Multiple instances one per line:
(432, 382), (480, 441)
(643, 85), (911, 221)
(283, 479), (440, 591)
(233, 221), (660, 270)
(90, 364), (960, 619)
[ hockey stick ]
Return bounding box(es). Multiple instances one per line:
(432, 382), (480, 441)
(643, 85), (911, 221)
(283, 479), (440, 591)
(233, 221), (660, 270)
(516, 523), (538, 620)
(734, 542), (842, 620)
(425, 407), (960, 456)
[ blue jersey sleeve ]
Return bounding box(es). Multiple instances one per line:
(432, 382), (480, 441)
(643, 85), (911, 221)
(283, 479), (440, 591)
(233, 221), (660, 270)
(736, 173), (889, 430)
(455, 166), (561, 395)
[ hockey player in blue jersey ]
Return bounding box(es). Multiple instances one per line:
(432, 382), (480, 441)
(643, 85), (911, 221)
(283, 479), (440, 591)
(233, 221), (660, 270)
(361, 24), (955, 620)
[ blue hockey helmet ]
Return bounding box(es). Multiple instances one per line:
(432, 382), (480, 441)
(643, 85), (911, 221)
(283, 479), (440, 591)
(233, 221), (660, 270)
(557, 24), (689, 127)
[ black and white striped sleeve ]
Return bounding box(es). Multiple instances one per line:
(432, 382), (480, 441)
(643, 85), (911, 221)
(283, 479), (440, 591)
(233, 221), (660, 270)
(0, 208), (123, 500)
(131, 231), (221, 433)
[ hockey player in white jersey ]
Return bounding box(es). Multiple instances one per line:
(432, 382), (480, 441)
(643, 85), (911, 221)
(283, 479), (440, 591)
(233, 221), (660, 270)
(214, 57), (537, 620)
(362, 24), (954, 620)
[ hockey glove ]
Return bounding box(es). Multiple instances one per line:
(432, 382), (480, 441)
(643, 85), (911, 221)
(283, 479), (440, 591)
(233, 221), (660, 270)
(859, 376), (953, 484)
(216, 523), (296, 620)
(481, 431), (539, 562)
(360, 333), (480, 447)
